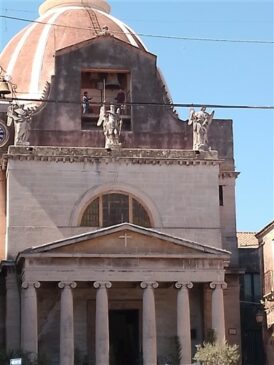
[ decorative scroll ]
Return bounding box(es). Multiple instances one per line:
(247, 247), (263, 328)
(93, 281), (112, 289)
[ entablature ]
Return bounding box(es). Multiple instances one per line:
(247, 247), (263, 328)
(2, 146), (221, 169)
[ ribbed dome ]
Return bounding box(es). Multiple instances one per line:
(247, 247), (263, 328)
(39, 0), (111, 15)
(0, 0), (147, 99)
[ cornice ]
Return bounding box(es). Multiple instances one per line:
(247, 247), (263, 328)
(219, 171), (240, 179)
(1, 146), (221, 169)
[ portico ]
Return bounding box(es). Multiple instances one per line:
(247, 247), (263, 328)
(14, 223), (230, 365)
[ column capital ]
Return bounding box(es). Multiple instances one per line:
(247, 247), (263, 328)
(140, 281), (159, 289)
(58, 281), (77, 289)
(175, 281), (193, 290)
(22, 281), (41, 289)
(93, 281), (112, 289)
(210, 282), (227, 290)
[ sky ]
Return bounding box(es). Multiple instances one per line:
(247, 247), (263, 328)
(0, 0), (273, 232)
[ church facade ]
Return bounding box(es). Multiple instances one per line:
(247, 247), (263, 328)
(0, 1), (241, 364)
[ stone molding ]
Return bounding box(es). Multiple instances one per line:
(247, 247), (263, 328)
(209, 282), (227, 290)
(175, 281), (193, 290)
(140, 281), (159, 289)
(22, 281), (41, 289)
(219, 171), (240, 179)
(2, 146), (221, 169)
(93, 281), (112, 289)
(58, 281), (77, 289)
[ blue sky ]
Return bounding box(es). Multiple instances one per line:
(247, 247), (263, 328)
(0, 0), (273, 232)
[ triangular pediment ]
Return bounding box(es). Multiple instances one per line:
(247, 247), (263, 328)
(20, 223), (230, 258)
(56, 34), (156, 59)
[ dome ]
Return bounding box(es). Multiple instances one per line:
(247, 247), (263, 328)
(0, 0), (147, 99)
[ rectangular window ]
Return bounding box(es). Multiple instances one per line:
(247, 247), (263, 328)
(81, 70), (131, 130)
(240, 273), (261, 302)
(219, 185), (224, 206)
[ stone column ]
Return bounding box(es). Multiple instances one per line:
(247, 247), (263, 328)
(21, 281), (40, 357)
(140, 281), (159, 365)
(175, 282), (193, 365)
(58, 281), (77, 365)
(5, 266), (20, 351)
(93, 281), (112, 365)
(210, 282), (227, 344)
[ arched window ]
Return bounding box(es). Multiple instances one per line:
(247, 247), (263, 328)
(80, 193), (151, 228)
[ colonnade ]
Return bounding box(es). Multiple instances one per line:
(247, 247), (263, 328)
(20, 280), (227, 365)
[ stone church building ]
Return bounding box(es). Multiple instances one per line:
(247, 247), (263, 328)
(0, 1), (241, 364)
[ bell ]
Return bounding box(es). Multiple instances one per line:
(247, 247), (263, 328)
(0, 80), (11, 95)
(105, 73), (120, 89)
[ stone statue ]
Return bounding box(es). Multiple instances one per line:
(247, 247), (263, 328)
(98, 25), (111, 36)
(7, 103), (33, 146)
(188, 107), (214, 151)
(97, 104), (123, 150)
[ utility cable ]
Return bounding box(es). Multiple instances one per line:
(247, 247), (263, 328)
(0, 96), (273, 110)
(0, 14), (273, 45)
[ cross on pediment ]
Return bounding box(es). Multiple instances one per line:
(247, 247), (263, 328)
(118, 232), (132, 247)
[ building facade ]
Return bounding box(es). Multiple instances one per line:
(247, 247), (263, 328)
(237, 232), (265, 365)
(256, 221), (274, 365)
(0, 1), (241, 364)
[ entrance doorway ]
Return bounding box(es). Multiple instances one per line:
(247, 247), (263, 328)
(109, 309), (140, 365)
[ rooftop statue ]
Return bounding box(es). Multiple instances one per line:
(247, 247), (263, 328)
(188, 107), (214, 151)
(7, 103), (33, 146)
(97, 104), (123, 150)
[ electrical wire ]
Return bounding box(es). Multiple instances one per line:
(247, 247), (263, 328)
(0, 96), (273, 110)
(0, 14), (273, 45)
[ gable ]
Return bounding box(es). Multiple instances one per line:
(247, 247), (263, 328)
(21, 224), (230, 258)
(47, 230), (201, 255)
(18, 225), (230, 283)
(56, 35), (156, 60)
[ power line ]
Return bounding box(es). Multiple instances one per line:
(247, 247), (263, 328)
(0, 14), (273, 45)
(2, 8), (37, 14)
(0, 96), (273, 110)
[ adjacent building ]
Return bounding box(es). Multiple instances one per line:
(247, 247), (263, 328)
(237, 232), (265, 365)
(256, 221), (274, 365)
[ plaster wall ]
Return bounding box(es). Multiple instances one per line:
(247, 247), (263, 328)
(219, 176), (238, 266)
(261, 227), (274, 337)
(262, 229), (274, 273)
(224, 275), (241, 347)
(29, 36), (234, 159)
(6, 158), (222, 257)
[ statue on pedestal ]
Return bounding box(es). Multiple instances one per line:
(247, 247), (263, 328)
(188, 107), (214, 151)
(97, 104), (123, 150)
(7, 103), (33, 146)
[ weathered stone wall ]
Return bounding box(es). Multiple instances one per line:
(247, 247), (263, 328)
(262, 227), (274, 274)
(224, 275), (242, 348)
(6, 147), (222, 258)
(219, 174), (239, 266)
(28, 36), (234, 161)
(257, 224), (274, 363)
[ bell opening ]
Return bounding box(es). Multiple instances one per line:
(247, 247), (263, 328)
(0, 81), (11, 95)
(105, 73), (121, 89)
